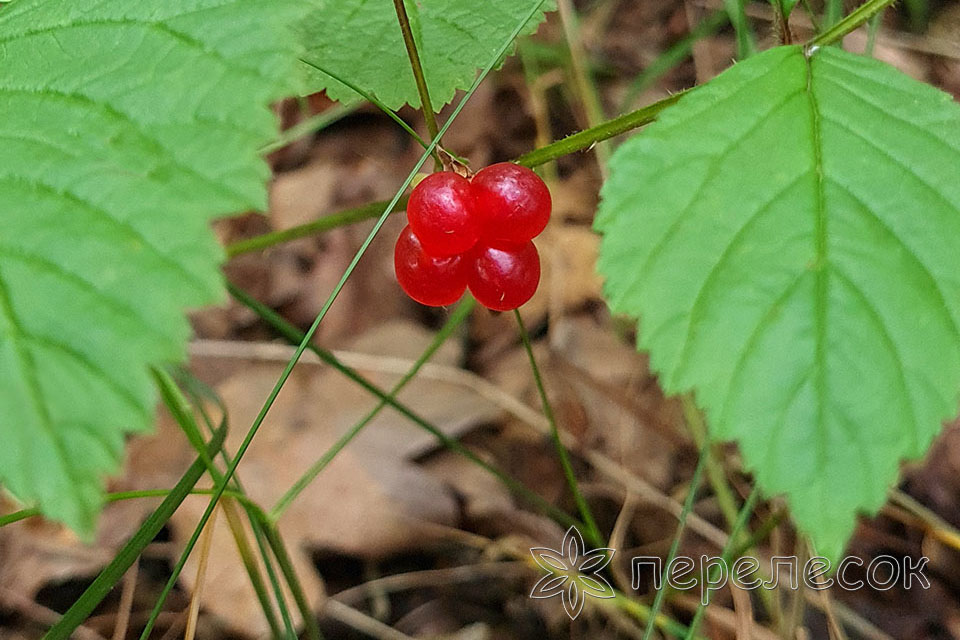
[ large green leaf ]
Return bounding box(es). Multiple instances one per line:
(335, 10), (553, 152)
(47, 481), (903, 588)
(596, 45), (960, 559)
(0, 0), (303, 536)
(300, 0), (554, 111)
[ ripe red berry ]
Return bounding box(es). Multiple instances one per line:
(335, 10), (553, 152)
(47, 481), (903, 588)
(406, 172), (479, 256)
(467, 241), (541, 312)
(395, 225), (467, 307)
(471, 163), (551, 244)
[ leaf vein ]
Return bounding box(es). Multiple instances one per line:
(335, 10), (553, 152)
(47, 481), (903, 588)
(0, 174), (213, 297)
(672, 171), (810, 384)
(826, 178), (960, 344)
(828, 266), (919, 454)
(26, 333), (149, 420)
(634, 86), (806, 297)
(0, 246), (180, 345)
(0, 86), (255, 207)
(0, 266), (87, 505)
(0, 17), (260, 80)
(718, 271), (810, 430)
(819, 75), (960, 157)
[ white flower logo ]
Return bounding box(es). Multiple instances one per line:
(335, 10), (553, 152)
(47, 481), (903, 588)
(529, 526), (616, 619)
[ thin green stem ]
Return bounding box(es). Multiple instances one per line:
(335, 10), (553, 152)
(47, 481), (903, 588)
(181, 374), (298, 639)
(298, 60), (429, 150)
(0, 488), (268, 529)
(227, 90), (684, 258)
(136, 511), (214, 639)
(138, 6), (549, 635)
(168, 373), (319, 640)
(153, 367), (218, 473)
(155, 369), (288, 638)
(392, 0), (440, 142)
(221, 500), (289, 639)
(248, 519), (298, 639)
(0, 507), (43, 528)
(731, 507), (786, 557)
(42, 427), (227, 640)
(270, 297), (473, 520)
(260, 102), (360, 155)
(682, 486), (762, 640)
(0, 490), (163, 528)
(514, 310), (602, 548)
(16, 477), (296, 638)
(226, 197), (408, 258)
(724, 0), (756, 59)
(230, 283), (582, 531)
(864, 11), (882, 57)
(681, 398), (776, 620)
(143, 374), (309, 640)
(515, 90), (685, 168)
(599, 591), (698, 639)
(806, 0), (896, 49)
(641, 445), (709, 640)
(800, 0), (823, 32)
(557, 0), (610, 172)
(138, 474), (297, 640)
(682, 397), (738, 529)
(517, 41), (558, 183)
(260, 523), (322, 640)
(824, 0), (844, 29)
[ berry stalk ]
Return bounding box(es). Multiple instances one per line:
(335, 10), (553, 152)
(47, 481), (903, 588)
(392, 0), (440, 141)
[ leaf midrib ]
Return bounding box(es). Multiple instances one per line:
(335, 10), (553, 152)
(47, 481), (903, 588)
(804, 52), (830, 496)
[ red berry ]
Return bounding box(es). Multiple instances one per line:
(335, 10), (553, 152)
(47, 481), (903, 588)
(395, 225), (467, 307)
(468, 241), (541, 312)
(406, 172), (479, 256)
(472, 163), (551, 243)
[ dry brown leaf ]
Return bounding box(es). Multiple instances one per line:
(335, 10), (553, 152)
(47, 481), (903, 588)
(484, 314), (680, 492)
(552, 317), (680, 489)
(421, 449), (515, 520)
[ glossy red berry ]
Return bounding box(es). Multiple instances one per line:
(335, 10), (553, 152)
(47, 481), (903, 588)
(471, 163), (551, 244)
(394, 226), (467, 307)
(406, 172), (479, 257)
(467, 241), (541, 312)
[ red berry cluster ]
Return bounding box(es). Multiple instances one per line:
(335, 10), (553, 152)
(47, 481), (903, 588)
(395, 162), (551, 311)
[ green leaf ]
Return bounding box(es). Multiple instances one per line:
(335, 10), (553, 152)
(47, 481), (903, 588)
(0, 0), (303, 536)
(300, 0), (554, 111)
(595, 45), (960, 559)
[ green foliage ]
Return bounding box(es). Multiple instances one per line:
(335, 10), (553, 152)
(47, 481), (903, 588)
(300, 0), (555, 111)
(0, 0), (303, 536)
(595, 45), (960, 559)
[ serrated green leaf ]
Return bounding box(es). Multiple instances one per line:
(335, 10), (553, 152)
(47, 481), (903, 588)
(0, 0), (303, 536)
(595, 45), (960, 559)
(300, 0), (555, 111)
